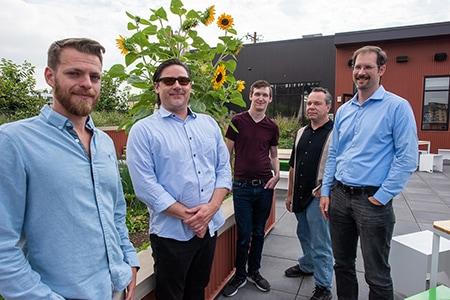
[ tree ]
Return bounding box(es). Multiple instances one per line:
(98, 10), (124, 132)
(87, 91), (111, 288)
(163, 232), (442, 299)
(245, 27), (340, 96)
(0, 59), (45, 121)
(96, 71), (129, 113)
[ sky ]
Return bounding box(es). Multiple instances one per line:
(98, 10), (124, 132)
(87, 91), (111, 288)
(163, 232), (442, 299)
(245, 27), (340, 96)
(1, 0), (449, 90)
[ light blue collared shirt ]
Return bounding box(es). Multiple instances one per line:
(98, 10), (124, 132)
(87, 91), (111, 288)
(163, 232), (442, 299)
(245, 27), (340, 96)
(126, 106), (232, 241)
(322, 86), (418, 204)
(0, 105), (139, 300)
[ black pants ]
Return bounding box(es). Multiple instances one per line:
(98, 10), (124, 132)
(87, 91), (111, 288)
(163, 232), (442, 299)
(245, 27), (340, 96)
(329, 184), (395, 300)
(150, 232), (217, 300)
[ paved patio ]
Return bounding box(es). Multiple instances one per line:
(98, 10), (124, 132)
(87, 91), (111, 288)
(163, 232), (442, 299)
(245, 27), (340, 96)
(216, 165), (450, 299)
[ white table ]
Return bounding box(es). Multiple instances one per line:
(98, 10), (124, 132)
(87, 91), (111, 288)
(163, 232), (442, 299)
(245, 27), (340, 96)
(391, 230), (450, 296)
(430, 220), (450, 289)
(419, 153), (443, 173)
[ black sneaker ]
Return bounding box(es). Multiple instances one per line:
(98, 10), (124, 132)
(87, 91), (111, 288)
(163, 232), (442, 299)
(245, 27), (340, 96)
(284, 264), (314, 277)
(248, 271), (270, 292)
(310, 285), (332, 300)
(222, 276), (247, 297)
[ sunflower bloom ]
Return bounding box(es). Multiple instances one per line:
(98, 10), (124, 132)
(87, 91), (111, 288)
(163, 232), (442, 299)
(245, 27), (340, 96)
(202, 5), (215, 25)
(116, 35), (129, 55)
(217, 13), (234, 30)
(212, 64), (227, 90)
(236, 80), (245, 92)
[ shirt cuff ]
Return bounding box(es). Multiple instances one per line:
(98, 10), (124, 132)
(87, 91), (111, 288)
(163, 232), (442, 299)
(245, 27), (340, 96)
(215, 178), (232, 191)
(125, 252), (140, 269)
(321, 185), (331, 197)
(153, 192), (177, 214)
(373, 188), (393, 205)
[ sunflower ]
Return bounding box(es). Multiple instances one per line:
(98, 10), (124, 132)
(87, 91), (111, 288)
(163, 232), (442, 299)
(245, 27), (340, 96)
(116, 35), (130, 55)
(217, 13), (234, 30)
(236, 80), (245, 92)
(212, 64), (227, 90)
(202, 5), (215, 25)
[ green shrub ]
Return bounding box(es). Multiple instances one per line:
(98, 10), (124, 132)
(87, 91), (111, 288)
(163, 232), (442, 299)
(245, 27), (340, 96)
(274, 115), (303, 149)
(91, 111), (129, 127)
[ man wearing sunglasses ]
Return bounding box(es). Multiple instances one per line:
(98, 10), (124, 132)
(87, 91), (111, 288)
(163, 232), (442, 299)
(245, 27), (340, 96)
(126, 58), (232, 300)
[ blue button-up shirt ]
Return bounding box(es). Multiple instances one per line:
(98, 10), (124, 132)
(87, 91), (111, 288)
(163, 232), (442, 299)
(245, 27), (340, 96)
(126, 106), (232, 241)
(322, 86), (418, 204)
(0, 105), (139, 300)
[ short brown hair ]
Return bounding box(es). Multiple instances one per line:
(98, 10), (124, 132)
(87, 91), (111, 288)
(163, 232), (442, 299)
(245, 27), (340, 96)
(352, 45), (387, 67)
(310, 87), (333, 105)
(249, 80), (272, 97)
(47, 38), (105, 69)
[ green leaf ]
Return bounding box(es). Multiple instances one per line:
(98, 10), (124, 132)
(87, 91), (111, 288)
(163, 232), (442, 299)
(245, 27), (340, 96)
(139, 18), (151, 25)
(155, 7), (168, 20)
(170, 0), (186, 15)
(222, 60), (237, 73)
(125, 53), (138, 66)
(108, 64), (126, 78)
(227, 28), (237, 35)
(126, 11), (135, 20)
(128, 75), (150, 89)
(230, 92), (246, 107)
(142, 24), (158, 35)
(186, 9), (200, 19)
(127, 22), (137, 30)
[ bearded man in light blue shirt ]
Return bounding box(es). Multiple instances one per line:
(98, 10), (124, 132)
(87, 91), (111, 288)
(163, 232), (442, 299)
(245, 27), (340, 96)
(126, 58), (232, 300)
(320, 46), (418, 300)
(0, 38), (139, 300)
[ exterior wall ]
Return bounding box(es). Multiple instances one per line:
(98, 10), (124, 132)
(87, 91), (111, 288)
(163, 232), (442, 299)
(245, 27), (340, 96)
(234, 36), (336, 114)
(335, 36), (450, 152)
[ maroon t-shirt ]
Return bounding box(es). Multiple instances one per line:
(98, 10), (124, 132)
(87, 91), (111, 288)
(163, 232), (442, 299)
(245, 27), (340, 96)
(225, 111), (279, 180)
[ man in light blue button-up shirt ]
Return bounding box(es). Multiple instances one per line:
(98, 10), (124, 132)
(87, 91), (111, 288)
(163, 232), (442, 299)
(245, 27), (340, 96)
(126, 59), (232, 300)
(0, 38), (139, 300)
(320, 46), (417, 300)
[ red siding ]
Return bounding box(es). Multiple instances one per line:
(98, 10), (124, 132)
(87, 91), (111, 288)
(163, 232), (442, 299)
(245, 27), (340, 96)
(335, 36), (450, 152)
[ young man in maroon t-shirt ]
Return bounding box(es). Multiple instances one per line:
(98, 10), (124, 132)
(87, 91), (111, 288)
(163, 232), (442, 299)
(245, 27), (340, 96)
(222, 80), (280, 297)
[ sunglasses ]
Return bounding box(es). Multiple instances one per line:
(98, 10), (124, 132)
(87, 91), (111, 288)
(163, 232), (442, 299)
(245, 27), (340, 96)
(157, 76), (191, 86)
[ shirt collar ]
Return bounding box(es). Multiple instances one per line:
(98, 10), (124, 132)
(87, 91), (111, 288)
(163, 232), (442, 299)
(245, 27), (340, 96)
(307, 119), (333, 131)
(157, 105), (197, 119)
(40, 104), (95, 131)
(351, 85), (386, 106)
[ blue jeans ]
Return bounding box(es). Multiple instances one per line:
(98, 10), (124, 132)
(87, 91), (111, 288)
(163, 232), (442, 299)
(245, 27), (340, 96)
(329, 184), (395, 300)
(295, 197), (334, 289)
(233, 181), (273, 279)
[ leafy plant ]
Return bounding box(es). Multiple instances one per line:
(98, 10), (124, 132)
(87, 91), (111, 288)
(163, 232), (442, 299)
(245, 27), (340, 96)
(96, 71), (129, 113)
(0, 59), (46, 121)
(274, 115), (303, 149)
(109, 0), (246, 131)
(91, 111), (129, 127)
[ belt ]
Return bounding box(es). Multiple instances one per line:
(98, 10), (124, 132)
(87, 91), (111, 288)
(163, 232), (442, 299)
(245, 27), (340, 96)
(336, 181), (379, 196)
(234, 178), (267, 186)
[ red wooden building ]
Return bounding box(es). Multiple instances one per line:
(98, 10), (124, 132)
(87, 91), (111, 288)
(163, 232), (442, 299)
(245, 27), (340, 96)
(334, 22), (450, 153)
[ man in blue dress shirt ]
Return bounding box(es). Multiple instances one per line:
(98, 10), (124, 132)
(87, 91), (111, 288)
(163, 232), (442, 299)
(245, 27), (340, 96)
(0, 38), (139, 300)
(320, 45), (418, 300)
(126, 58), (232, 300)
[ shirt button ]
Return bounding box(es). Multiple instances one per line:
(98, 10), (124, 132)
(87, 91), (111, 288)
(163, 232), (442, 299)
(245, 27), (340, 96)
(189, 137), (192, 140)
(75, 139), (79, 143)
(201, 189), (204, 192)
(304, 152), (308, 155)
(308, 141), (311, 144)
(193, 154), (196, 157)
(198, 171), (201, 174)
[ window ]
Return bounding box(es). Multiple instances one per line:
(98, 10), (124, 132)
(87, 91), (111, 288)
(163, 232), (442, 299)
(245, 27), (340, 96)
(421, 76), (450, 131)
(268, 81), (320, 118)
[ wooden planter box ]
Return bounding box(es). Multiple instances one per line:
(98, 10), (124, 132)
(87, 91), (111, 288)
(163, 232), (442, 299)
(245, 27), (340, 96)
(135, 192), (277, 300)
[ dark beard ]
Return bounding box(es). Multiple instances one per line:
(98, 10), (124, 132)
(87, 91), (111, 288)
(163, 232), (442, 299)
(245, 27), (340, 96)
(53, 79), (98, 116)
